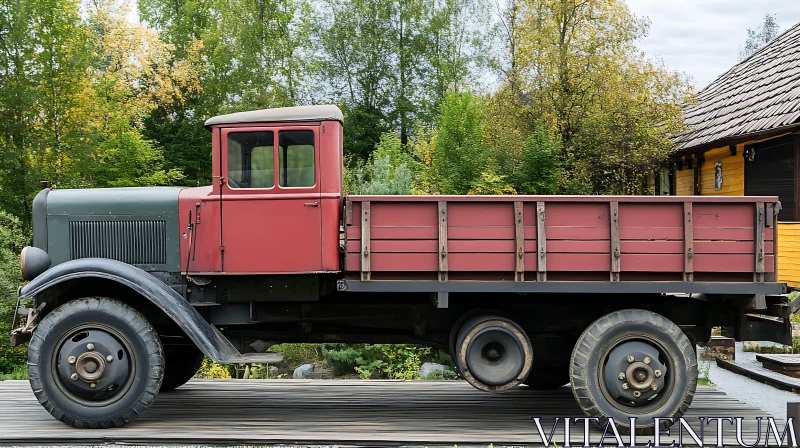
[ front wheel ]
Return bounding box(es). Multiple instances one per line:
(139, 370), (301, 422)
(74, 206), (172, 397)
(28, 297), (164, 428)
(569, 309), (697, 434)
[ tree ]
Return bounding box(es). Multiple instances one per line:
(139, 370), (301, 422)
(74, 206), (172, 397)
(739, 14), (779, 60)
(494, 0), (692, 194)
(433, 91), (489, 194)
(84, 0), (197, 187)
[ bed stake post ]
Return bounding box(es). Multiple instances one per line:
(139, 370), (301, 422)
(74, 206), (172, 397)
(514, 201), (525, 282)
(361, 201), (371, 281)
(610, 202), (620, 282)
(536, 202), (547, 282)
(684, 202), (694, 283)
(438, 201), (448, 282)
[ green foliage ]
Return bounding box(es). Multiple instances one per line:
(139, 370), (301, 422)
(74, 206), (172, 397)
(267, 343), (322, 366)
(740, 14), (780, 61)
(468, 169), (515, 195)
(0, 365), (28, 381)
(345, 132), (415, 195)
(513, 127), (562, 195)
(0, 211), (30, 374)
(194, 357), (232, 379)
(321, 343), (437, 379)
(433, 92), (489, 194)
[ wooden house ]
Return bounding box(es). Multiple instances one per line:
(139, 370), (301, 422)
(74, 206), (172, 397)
(671, 22), (800, 287)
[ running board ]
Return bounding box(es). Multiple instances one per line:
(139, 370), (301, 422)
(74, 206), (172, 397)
(205, 325), (284, 364)
(222, 352), (284, 364)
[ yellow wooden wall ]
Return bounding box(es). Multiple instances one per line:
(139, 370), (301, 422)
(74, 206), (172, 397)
(699, 146), (745, 196)
(778, 222), (800, 288)
(675, 169), (694, 195)
(674, 143), (746, 196)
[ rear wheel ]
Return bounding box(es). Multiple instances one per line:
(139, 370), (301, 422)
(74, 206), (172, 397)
(27, 298), (164, 428)
(454, 314), (533, 392)
(160, 344), (204, 391)
(569, 309), (697, 434)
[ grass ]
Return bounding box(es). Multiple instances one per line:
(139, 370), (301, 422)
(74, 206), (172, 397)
(0, 365), (27, 381)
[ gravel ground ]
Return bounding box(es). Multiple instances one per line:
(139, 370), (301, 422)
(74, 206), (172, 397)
(700, 342), (799, 421)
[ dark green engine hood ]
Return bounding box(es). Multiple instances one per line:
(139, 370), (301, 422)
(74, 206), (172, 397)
(34, 187), (182, 272)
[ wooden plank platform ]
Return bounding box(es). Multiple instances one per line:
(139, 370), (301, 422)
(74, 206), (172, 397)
(718, 357), (800, 393)
(0, 379), (777, 446)
(757, 354), (800, 378)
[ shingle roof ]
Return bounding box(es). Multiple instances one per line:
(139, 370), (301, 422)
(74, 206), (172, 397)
(674, 22), (800, 151)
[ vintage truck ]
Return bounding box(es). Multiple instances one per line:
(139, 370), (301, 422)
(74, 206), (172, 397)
(10, 105), (792, 431)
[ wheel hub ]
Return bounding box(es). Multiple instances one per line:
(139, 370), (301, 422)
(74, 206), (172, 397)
(75, 352), (106, 382)
(55, 328), (132, 402)
(603, 340), (668, 407)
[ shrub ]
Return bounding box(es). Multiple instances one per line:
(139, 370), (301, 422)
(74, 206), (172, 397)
(194, 358), (232, 379)
(321, 343), (441, 380)
(268, 343), (322, 366)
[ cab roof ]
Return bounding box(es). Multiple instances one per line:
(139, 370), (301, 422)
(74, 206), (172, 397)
(204, 105), (344, 128)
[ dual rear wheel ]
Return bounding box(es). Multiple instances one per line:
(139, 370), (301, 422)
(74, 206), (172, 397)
(451, 308), (697, 433)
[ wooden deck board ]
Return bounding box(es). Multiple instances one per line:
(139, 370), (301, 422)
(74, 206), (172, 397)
(0, 380), (778, 446)
(718, 357), (800, 392)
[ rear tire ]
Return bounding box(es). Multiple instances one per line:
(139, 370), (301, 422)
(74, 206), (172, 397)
(160, 344), (204, 392)
(454, 314), (533, 392)
(569, 309), (697, 434)
(28, 298), (164, 428)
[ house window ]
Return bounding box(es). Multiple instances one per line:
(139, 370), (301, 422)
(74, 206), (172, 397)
(279, 130), (315, 187)
(227, 131), (275, 189)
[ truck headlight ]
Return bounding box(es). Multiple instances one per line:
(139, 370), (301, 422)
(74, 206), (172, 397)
(20, 246), (50, 280)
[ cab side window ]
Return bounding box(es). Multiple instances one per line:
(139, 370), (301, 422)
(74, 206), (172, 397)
(278, 130), (315, 187)
(227, 131), (275, 189)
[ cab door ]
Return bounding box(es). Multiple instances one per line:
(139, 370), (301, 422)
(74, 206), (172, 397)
(220, 126), (322, 273)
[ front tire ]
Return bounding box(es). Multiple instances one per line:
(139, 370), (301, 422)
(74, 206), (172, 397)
(569, 309), (697, 434)
(28, 298), (164, 428)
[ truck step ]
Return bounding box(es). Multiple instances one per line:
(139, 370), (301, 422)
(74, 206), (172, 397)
(223, 352), (284, 364)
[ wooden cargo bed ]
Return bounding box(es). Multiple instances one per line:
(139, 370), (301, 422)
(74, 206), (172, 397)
(344, 195), (780, 289)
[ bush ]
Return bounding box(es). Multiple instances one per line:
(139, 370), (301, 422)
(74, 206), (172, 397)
(0, 365), (27, 381)
(344, 132), (415, 195)
(268, 343), (322, 366)
(194, 358), (232, 379)
(321, 343), (445, 380)
(0, 211), (30, 375)
(433, 91), (489, 194)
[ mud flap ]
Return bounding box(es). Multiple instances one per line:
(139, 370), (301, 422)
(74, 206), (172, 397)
(732, 295), (794, 345)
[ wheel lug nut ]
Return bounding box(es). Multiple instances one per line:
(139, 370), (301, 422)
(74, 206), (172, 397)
(643, 357), (651, 364)
(87, 343), (94, 351)
(651, 384), (658, 391)
(106, 355), (113, 363)
(70, 373), (78, 381)
(627, 356), (634, 363)
(618, 373), (625, 380)
(68, 356), (76, 364)
(90, 383), (96, 388)
(654, 370), (662, 377)
(633, 390), (641, 398)
(621, 383), (629, 390)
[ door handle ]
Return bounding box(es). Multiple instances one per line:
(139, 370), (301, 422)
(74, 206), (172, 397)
(304, 202), (319, 207)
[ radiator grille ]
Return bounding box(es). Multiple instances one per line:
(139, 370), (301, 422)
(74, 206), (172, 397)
(69, 220), (167, 265)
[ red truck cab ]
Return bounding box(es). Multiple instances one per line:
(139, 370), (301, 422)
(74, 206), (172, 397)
(180, 106), (344, 274)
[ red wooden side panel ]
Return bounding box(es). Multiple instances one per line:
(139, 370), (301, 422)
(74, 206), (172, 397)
(344, 196), (777, 279)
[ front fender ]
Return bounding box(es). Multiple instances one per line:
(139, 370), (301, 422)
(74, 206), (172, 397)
(20, 258), (239, 363)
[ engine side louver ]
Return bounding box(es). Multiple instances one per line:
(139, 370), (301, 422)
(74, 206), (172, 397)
(69, 220), (167, 265)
